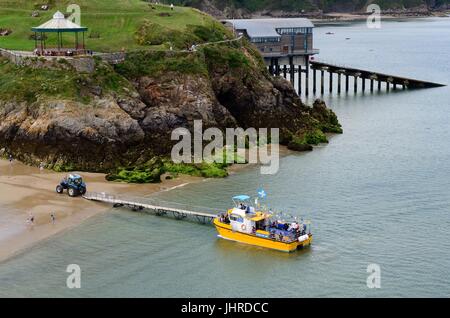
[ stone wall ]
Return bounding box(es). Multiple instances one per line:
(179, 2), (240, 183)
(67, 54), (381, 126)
(0, 49), (95, 73)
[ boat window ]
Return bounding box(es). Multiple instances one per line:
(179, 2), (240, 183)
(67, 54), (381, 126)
(255, 221), (265, 230)
(230, 214), (243, 222)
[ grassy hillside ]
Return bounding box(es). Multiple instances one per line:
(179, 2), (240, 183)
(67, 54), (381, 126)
(0, 0), (231, 52)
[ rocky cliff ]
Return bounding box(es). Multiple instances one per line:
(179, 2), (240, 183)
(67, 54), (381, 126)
(0, 39), (341, 178)
(176, 0), (449, 18)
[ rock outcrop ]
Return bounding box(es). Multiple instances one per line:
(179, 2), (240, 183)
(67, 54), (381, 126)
(0, 40), (342, 173)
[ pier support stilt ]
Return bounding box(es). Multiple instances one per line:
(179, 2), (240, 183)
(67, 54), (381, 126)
(386, 82), (390, 92)
(338, 73), (342, 94)
(354, 76), (358, 93)
(370, 79), (374, 92)
(320, 70), (325, 95)
(378, 80), (382, 91)
(329, 71), (333, 93)
(283, 65), (287, 79)
(298, 65), (302, 95)
(305, 62), (310, 97)
(362, 78), (366, 92)
(289, 57), (294, 85)
(313, 69), (317, 94)
(345, 75), (349, 92)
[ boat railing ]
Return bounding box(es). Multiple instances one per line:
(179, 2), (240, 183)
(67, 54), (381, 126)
(268, 226), (306, 243)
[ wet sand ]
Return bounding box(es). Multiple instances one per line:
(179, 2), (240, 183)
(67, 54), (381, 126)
(0, 159), (202, 262)
(0, 145), (292, 262)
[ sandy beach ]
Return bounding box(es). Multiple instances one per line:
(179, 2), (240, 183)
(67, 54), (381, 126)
(0, 143), (294, 263)
(0, 159), (202, 262)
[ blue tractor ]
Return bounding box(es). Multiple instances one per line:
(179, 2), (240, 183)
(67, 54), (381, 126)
(56, 174), (87, 197)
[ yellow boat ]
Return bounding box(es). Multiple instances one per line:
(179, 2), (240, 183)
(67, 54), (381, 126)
(214, 195), (312, 253)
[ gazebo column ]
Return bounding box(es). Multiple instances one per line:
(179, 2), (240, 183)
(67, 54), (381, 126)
(57, 31), (60, 52)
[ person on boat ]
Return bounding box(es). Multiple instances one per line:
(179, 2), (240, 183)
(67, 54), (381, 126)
(301, 223), (307, 235)
(289, 222), (300, 232)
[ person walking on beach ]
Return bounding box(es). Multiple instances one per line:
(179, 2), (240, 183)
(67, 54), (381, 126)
(50, 213), (56, 225)
(27, 213), (35, 228)
(8, 154), (13, 163)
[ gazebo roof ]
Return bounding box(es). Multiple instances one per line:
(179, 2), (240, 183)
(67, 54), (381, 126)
(31, 11), (88, 33)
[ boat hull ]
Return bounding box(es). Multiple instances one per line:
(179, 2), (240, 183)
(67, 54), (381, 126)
(214, 218), (312, 253)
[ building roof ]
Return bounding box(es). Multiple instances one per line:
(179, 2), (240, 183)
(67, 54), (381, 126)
(32, 11), (88, 33)
(225, 18), (314, 38)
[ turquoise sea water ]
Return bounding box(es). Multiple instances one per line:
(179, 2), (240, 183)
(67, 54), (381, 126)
(1, 18), (450, 297)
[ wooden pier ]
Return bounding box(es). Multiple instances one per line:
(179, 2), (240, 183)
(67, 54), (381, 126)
(311, 60), (445, 91)
(83, 192), (216, 224)
(270, 60), (445, 97)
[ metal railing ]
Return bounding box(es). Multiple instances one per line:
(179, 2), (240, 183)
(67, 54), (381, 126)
(83, 191), (217, 221)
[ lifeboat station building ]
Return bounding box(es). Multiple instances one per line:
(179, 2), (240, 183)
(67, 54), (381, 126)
(224, 18), (319, 92)
(224, 18), (318, 65)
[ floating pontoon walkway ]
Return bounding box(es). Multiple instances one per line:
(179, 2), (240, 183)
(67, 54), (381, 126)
(83, 192), (216, 224)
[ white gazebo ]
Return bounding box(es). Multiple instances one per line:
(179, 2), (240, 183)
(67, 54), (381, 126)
(31, 11), (88, 56)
